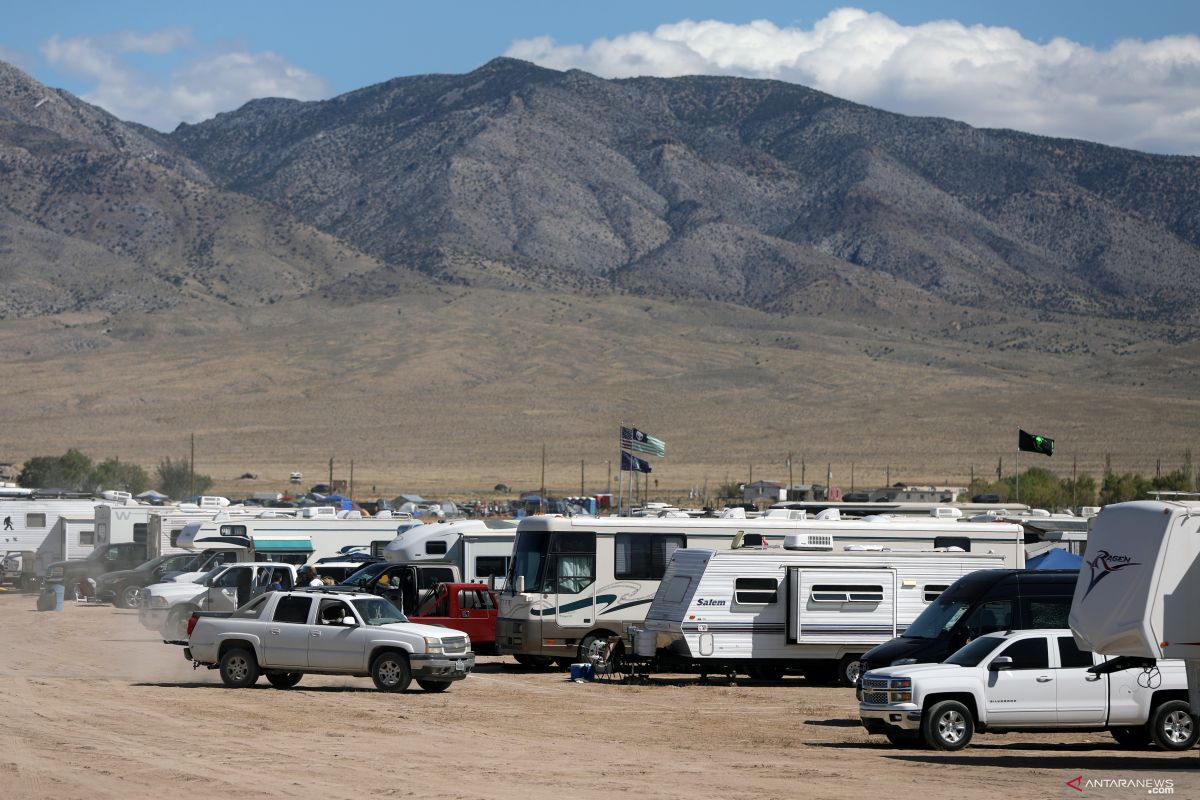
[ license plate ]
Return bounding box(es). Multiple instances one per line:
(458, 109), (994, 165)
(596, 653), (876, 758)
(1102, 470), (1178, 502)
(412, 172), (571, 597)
(454, 660), (466, 672)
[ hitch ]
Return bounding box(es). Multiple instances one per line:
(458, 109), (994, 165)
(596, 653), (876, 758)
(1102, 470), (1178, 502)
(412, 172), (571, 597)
(1088, 656), (1157, 675)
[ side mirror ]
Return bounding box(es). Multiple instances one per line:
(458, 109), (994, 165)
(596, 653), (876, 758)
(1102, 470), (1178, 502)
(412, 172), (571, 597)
(341, 616), (358, 627)
(515, 575), (525, 594)
(988, 656), (1014, 671)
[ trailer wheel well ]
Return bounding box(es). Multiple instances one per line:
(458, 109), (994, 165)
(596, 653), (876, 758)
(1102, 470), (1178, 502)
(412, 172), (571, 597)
(923, 692), (978, 722)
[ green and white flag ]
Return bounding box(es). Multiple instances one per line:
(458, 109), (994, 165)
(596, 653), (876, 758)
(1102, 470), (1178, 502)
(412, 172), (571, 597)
(621, 426), (666, 457)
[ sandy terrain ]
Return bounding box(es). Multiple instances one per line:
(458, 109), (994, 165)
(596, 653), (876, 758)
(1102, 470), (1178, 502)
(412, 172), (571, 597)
(0, 591), (1195, 799)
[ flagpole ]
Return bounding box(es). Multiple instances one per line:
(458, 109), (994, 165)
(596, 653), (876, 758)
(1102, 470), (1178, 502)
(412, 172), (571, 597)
(1015, 427), (1020, 505)
(617, 426), (624, 515)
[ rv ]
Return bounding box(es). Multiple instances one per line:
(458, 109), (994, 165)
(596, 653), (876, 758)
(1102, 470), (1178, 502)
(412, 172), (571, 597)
(33, 513), (99, 575)
(496, 513), (1024, 666)
(0, 494), (122, 575)
(638, 544), (1008, 685)
(177, 508), (425, 566)
(1068, 500), (1200, 727)
(383, 519), (518, 587)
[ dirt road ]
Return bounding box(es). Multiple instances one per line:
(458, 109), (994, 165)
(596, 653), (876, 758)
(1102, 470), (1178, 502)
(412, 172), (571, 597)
(0, 593), (1194, 799)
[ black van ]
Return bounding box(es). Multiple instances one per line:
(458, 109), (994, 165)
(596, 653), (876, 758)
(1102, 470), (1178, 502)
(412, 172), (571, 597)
(858, 569), (1079, 683)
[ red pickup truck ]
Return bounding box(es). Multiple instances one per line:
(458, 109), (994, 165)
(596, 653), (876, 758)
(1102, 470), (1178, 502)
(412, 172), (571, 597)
(410, 583), (499, 653)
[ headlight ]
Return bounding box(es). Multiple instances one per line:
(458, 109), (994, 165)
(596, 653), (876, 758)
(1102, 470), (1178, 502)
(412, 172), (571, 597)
(893, 691), (913, 702)
(890, 658), (918, 667)
(462, 635), (471, 650)
(424, 636), (445, 654)
(889, 678), (912, 689)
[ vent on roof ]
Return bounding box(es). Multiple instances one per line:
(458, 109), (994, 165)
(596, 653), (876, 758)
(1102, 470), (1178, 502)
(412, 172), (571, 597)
(784, 533), (834, 551)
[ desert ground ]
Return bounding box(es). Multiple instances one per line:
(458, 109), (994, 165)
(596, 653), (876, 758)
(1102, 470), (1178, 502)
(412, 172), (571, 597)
(0, 591), (1194, 799)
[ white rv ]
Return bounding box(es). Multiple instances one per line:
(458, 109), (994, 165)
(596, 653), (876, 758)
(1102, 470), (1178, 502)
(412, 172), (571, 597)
(33, 513), (99, 575)
(497, 513), (1024, 666)
(1069, 500), (1200, 720)
(0, 494), (121, 576)
(177, 507), (425, 566)
(638, 544), (1008, 685)
(384, 519), (518, 587)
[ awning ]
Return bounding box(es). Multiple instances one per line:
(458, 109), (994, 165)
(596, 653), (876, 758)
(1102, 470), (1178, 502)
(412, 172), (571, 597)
(253, 537), (314, 553)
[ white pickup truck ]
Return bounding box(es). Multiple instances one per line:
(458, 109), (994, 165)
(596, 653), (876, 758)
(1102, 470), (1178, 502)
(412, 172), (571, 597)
(860, 629), (1198, 751)
(184, 588), (474, 692)
(139, 562), (299, 638)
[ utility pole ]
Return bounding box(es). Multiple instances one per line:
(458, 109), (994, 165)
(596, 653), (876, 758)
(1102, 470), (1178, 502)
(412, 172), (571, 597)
(801, 458), (805, 484)
(1072, 455), (1078, 511)
(787, 452), (793, 500)
(606, 460), (611, 497)
(580, 459), (585, 496)
(189, 433), (195, 499)
(886, 464), (891, 487)
(349, 460), (355, 501)
(851, 462), (855, 491)
(540, 443), (546, 513)
(328, 456), (334, 490)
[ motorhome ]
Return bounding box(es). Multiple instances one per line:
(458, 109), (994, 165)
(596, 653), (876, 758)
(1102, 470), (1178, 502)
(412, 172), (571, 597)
(638, 544), (1008, 685)
(383, 519), (518, 587)
(177, 508), (425, 566)
(97, 496), (239, 560)
(496, 513), (1024, 666)
(1068, 500), (1200, 724)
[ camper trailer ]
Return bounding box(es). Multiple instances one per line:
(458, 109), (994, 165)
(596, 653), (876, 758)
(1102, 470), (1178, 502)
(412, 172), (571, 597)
(1, 494), (123, 576)
(383, 519), (518, 587)
(1069, 500), (1200, 724)
(496, 513), (1024, 667)
(33, 513), (99, 576)
(638, 544), (1007, 685)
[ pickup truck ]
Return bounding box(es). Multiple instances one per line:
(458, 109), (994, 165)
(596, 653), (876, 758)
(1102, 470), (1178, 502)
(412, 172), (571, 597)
(410, 583), (499, 653)
(95, 552), (205, 608)
(44, 542), (149, 586)
(139, 562), (299, 638)
(860, 629), (1199, 751)
(184, 588), (475, 692)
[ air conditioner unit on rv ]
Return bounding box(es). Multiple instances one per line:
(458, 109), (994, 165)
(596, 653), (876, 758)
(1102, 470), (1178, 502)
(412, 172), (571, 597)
(198, 496), (231, 508)
(931, 507), (963, 519)
(784, 533), (835, 551)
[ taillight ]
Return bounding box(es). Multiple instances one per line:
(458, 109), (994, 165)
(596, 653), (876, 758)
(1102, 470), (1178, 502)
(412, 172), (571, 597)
(186, 613), (199, 637)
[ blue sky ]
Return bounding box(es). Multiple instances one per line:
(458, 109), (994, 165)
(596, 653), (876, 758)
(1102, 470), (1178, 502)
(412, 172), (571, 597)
(3, 2), (1199, 153)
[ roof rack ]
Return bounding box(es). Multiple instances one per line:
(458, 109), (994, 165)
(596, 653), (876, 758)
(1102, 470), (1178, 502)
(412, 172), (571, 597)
(292, 587), (364, 596)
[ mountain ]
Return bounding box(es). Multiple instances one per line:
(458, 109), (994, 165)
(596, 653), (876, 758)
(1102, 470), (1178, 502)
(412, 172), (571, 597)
(170, 57), (1200, 325)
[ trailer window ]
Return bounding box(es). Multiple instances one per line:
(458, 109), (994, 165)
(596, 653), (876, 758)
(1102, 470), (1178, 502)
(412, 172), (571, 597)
(475, 556), (509, 578)
(923, 585), (950, 603)
(735, 577), (778, 605)
(26, 513), (45, 528)
(79, 531), (96, 546)
(169, 528), (184, 548)
(219, 525), (247, 537)
(811, 584), (884, 603)
(615, 534), (684, 580)
(425, 540), (448, 555)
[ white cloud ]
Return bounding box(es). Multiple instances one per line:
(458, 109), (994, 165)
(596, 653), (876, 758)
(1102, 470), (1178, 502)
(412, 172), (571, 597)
(507, 8), (1200, 155)
(41, 28), (329, 130)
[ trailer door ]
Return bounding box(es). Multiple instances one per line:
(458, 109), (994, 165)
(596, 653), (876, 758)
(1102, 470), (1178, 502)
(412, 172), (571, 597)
(787, 568), (897, 644)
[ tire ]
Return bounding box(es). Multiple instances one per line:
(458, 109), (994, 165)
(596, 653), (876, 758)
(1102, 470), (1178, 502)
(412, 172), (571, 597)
(218, 647), (260, 688)
(416, 679), (452, 693)
(837, 655), (864, 688)
(579, 631), (614, 665)
(116, 583), (141, 609)
(922, 700), (974, 751)
(1110, 726), (1151, 748)
(371, 651), (412, 692)
(266, 672), (303, 689)
(1148, 700), (1199, 751)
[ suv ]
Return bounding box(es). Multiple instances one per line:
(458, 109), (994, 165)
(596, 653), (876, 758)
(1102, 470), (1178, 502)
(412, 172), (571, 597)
(185, 588), (475, 692)
(96, 552), (202, 608)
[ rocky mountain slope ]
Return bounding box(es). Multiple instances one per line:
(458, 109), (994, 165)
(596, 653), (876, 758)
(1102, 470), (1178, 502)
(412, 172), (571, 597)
(168, 57), (1200, 325)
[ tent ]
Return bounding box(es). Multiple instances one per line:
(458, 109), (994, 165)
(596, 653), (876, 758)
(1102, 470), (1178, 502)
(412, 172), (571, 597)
(1025, 547), (1083, 570)
(136, 489), (170, 503)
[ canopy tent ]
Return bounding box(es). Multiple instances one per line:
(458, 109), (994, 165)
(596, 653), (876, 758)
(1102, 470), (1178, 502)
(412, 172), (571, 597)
(136, 489), (170, 502)
(1025, 547), (1083, 570)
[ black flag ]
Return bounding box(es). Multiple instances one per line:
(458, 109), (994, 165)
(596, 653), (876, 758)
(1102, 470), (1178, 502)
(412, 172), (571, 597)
(620, 451), (652, 473)
(1018, 429), (1054, 457)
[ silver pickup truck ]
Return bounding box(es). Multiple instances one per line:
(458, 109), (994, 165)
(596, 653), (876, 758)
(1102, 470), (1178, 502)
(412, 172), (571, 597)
(185, 588), (475, 692)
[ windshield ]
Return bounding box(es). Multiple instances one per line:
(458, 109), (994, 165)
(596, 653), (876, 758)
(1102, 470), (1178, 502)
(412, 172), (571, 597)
(351, 597), (407, 625)
(193, 566), (225, 586)
(342, 562), (388, 587)
(945, 636), (1005, 667)
(507, 531), (549, 592)
(902, 596), (974, 639)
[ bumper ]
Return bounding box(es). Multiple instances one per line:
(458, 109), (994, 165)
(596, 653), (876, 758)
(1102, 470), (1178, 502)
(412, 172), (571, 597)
(860, 704), (923, 733)
(139, 607), (168, 630)
(409, 653), (475, 681)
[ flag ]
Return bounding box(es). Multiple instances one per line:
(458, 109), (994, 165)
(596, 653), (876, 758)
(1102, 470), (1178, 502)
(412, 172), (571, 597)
(621, 426), (666, 457)
(1018, 429), (1054, 457)
(620, 451), (653, 473)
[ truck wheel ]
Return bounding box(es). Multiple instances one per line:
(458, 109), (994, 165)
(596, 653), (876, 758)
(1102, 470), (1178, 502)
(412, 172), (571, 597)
(218, 647), (260, 688)
(837, 655), (864, 687)
(416, 679), (452, 693)
(922, 700), (974, 751)
(371, 651), (412, 692)
(1149, 700), (1199, 751)
(1109, 726), (1151, 748)
(116, 584), (141, 609)
(266, 672), (303, 689)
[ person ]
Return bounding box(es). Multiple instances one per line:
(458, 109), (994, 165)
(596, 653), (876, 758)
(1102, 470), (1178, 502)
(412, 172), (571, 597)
(321, 575), (335, 586)
(267, 571), (285, 591)
(303, 567), (322, 587)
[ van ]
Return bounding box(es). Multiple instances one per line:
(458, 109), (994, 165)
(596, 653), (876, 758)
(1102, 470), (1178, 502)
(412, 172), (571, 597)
(857, 569), (1079, 682)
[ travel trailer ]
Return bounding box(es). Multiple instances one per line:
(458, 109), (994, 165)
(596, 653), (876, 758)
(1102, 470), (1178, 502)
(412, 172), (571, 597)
(0, 494), (123, 576)
(497, 512), (1023, 666)
(383, 519), (518, 587)
(1068, 500), (1200, 724)
(637, 544), (1008, 685)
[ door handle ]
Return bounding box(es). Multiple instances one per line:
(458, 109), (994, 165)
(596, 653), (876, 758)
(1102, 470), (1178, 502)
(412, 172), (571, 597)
(1036, 676), (1053, 682)
(270, 628), (280, 636)
(311, 631), (321, 637)
(1085, 674), (1102, 682)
